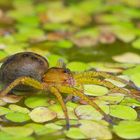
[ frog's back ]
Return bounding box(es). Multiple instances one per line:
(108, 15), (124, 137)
(0, 52), (49, 91)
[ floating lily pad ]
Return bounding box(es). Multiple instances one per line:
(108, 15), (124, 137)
(79, 120), (112, 139)
(120, 97), (140, 107)
(67, 62), (88, 71)
(49, 103), (77, 120)
(14, 27), (44, 42)
(123, 65), (140, 87)
(47, 7), (72, 23)
(5, 112), (30, 122)
(0, 107), (12, 116)
(47, 54), (68, 67)
(105, 78), (126, 87)
(0, 131), (35, 140)
(112, 52), (140, 64)
(9, 104), (30, 114)
(25, 123), (62, 136)
(87, 62), (124, 73)
(75, 104), (109, 121)
(0, 99), (7, 106)
(48, 104), (64, 118)
(4, 44), (25, 54)
(29, 107), (57, 123)
(84, 85), (108, 96)
(75, 105), (103, 120)
(109, 105), (137, 120)
(114, 28), (136, 42)
(65, 127), (87, 139)
(1, 126), (33, 137)
(55, 119), (79, 126)
(25, 123), (58, 136)
(113, 121), (140, 139)
(97, 94), (124, 104)
(57, 40), (73, 48)
(132, 38), (140, 49)
(24, 95), (49, 108)
(44, 123), (63, 134)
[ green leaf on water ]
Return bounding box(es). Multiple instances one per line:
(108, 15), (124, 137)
(47, 7), (72, 23)
(113, 121), (140, 139)
(57, 40), (73, 48)
(9, 104), (30, 114)
(55, 119), (79, 126)
(132, 38), (140, 49)
(25, 123), (62, 136)
(43, 23), (71, 31)
(25, 123), (53, 136)
(67, 62), (88, 71)
(0, 131), (35, 140)
(29, 107), (57, 123)
(75, 105), (103, 120)
(0, 99), (7, 106)
(24, 95), (49, 108)
(5, 112), (30, 122)
(123, 65), (140, 87)
(47, 54), (68, 67)
(84, 85), (108, 96)
(109, 105), (137, 120)
(0, 51), (8, 59)
(65, 127), (87, 139)
(0, 107), (12, 116)
(49, 103), (77, 120)
(1, 126), (33, 137)
(44, 123), (63, 134)
(79, 120), (112, 139)
(120, 97), (140, 107)
(97, 94), (124, 104)
(112, 52), (140, 64)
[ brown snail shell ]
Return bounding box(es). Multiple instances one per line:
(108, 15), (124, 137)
(0, 52), (49, 91)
